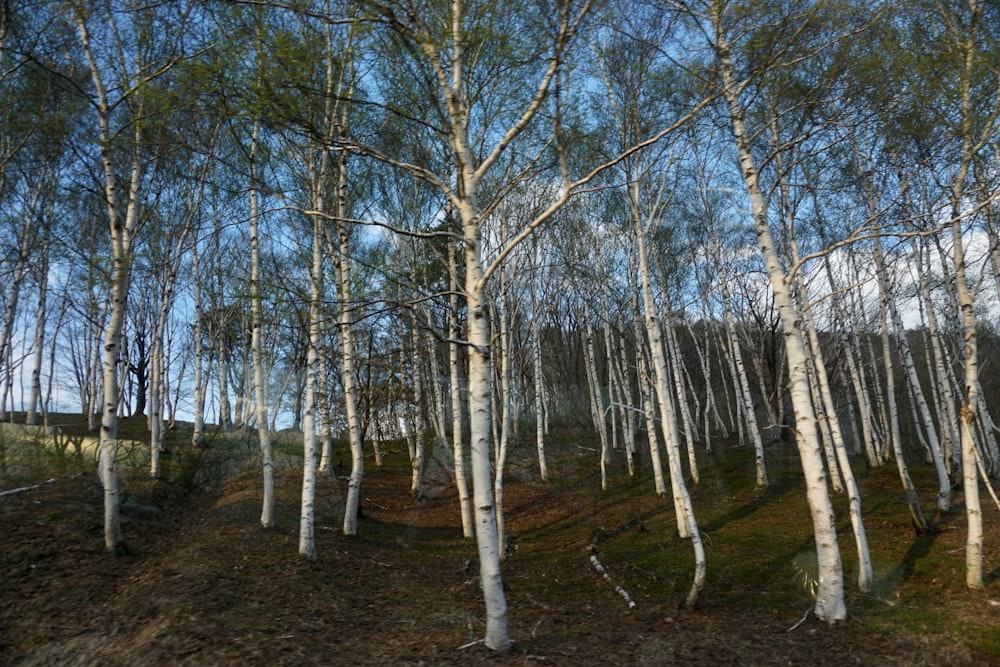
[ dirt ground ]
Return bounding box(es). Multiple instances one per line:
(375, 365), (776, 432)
(1, 421), (996, 666)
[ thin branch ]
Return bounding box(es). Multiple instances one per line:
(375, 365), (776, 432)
(480, 92), (716, 288)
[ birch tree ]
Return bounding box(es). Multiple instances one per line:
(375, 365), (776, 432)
(692, 148), (767, 485)
(870, 225), (930, 532)
(929, 0), (999, 588)
(339, 0), (715, 646)
(285, 4), (344, 557)
(288, 6), (368, 539)
(143, 113), (214, 476)
(247, 113), (276, 527)
(866, 0), (1000, 586)
(447, 240), (474, 537)
(73, 0), (191, 553)
(703, 0), (855, 622)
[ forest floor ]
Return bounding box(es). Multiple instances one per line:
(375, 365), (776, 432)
(2, 415), (1000, 666)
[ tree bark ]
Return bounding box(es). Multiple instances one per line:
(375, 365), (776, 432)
(448, 244), (474, 538)
(249, 117), (275, 529)
(714, 10), (845, 621)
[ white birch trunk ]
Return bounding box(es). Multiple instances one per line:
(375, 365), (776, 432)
(872, 232), (928, 532)
(456, 192), (512, 652)
(714, 17), (844, 620)
(823, 247), (879, 465)
(853, 304), (889, 463)
(149, 225), (190, 479)
(191, 237), (206, 447)
(818, 361), (873, 593)
(713, 323), (741, 443)
(955, 201), (983, 586)
(149, 325), (163, 479)
(607, 310), (636, 475)
(805, 348), (842, 493)
(690, 322), (727, 441)
(335, 170), (364, 537)
(213, 297), (233, 433)
(845, 330), (879, 464)
(889, 290), (950, 512)
(410, 321), (425, 496)
(532, 314), (549, 481)
(249, 117), (274, 529)
(633, 293), (666, 496)
(301, 45), (337, 549)
(449, 246), (474, 538)
(0, 184), (37, 423)
(720, 274), (767, 486)
(617, 333), (639, 455)
(974, 384), (1000, 476)
(299, 210), (322, 561)
(87, 302), (104, 432)
(367, 0), (589, 649)
(800, 289), (872, 592)
(666, 323), (699, 483)
(948, 10), (986, 578)
(317, 336), (335, 477)
(494, 264), (512, 559)
(603, 300), (634, 476)
(634, 207), (704, 607)
(43, 277), (74, 428)
(920, 321), (953, 472)
(426, 326), (450, 466)
(584, 303), (610, 491)
(26, 224), (49, 426)
(78, 10), (151, 553)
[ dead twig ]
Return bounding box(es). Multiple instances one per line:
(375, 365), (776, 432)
(787, 603), (814, 632)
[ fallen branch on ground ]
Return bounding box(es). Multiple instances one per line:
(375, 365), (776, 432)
(787, 603), (814, 632)
(0, 478), (57, 498)
(587, 544), (637, 609)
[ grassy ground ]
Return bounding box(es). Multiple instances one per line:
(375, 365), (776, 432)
(1, 414), (998, 665)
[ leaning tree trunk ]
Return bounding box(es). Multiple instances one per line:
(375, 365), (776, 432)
(871, 230), (928, 533)
(818, 239), (880, 466)
(607, 305), (636, 476)
(796, 268), (872, 592)
(805, 310), (873, 593)
(78, 10), (150, 554)
(665, 322), (699, 484)
(888, 276), (950, 513)
(715, 17), (845, 621)
(632, 289), (667, 497)
(717, 244), (767, 487)
(633, 192), (705, 609)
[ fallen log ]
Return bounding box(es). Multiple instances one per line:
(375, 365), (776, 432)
(587, 543), (637, 609)
(0, 478), (57, 498)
